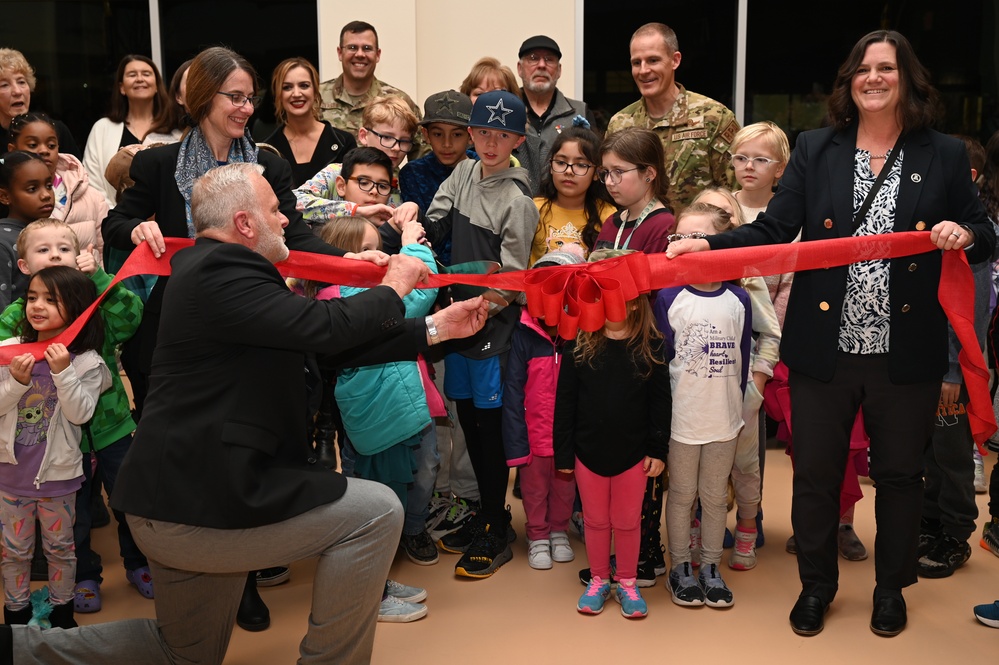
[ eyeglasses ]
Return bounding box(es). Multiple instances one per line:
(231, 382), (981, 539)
(348, 176), (392, 197)
(341, 44), (377, 54)
(216, 91), (263, 108)
(524, 53), (558, 65)
(666, 232), (709, 243)
(550, 159), (594, 176)
(364, 127), (414, 152)
(595, 167), (639, 184)
(731, 154), (780, 169)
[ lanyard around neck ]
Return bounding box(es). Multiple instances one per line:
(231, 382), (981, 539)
(614, 198), (660, 250)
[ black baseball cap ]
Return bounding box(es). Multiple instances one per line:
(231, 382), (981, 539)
(518, 35), (561, 59)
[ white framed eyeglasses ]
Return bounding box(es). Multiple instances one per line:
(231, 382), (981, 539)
(731, 154), (780, 169)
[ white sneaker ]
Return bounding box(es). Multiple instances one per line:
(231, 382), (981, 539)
(975, 450), (987, 494)
(550, 531), (575, 563)
(378, 595), (427, 623)
(384, 579), (427, 603)
(527, 539), (553, 569)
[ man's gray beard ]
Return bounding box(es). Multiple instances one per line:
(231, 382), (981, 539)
(524, 78), (555, 95)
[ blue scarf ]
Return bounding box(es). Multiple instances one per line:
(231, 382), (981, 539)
(174, 126), (258, 237)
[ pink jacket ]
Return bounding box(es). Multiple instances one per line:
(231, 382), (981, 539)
(502, 309), (564, 466)
(53, 153), (107, 264)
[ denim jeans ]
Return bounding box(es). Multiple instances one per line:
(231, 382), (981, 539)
(75, 433), (148, 582)
(404, 424), (440, 536)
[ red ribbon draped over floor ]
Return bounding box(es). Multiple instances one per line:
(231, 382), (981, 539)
(6, 231), (994, 445)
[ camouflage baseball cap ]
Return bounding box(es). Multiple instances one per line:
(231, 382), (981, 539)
(419, 90), (472, 127)
(467, 90), (527, 136)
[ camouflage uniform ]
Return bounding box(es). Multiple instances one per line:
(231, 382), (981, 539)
(607, 84), (739, 215)
(318, 75), (428, 161)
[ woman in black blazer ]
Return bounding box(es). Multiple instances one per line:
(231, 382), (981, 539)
(668, 30), (995, 638)
(101, 46), (364, 630)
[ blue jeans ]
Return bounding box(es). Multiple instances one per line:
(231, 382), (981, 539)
(75, 433), (148, 582)
(404, 425), (439, 536)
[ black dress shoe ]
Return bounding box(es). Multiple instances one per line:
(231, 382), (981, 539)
(789, 595), (829, 636)
(870, 593), (906, 636)
(236, 572), (270, 632)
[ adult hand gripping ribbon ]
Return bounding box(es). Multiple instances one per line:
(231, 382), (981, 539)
(6, 231), (993, 446)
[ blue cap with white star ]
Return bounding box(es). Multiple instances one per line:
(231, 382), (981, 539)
(467, 90), (527, 136)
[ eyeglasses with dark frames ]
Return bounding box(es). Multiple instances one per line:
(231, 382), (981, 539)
(216, 91), (263, 108)
(348, 176), (392, 197)
(364, 127), (414, 152)
(550, 159), (594, 176)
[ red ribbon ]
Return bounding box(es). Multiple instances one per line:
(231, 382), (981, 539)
(3, 231), (993, 444)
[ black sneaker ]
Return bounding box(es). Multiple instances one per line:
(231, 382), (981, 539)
(454, 522), (513, 578)
(917, 534), (971, 578)
(439, 511), (487, 554)
(917, 530), (941, 559)
(635, 560), (659, 588)
(401, 530), (439, 566)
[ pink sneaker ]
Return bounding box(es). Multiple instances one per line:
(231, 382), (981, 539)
(728, 527), (758, 571)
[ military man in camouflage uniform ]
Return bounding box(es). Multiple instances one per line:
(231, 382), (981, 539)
(607, 22), (739, 215)
(319, 20), (425, 161)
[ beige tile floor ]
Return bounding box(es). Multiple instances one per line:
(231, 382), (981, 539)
(59, 446), (998, 664)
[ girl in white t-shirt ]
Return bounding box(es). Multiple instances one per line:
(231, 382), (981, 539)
(654, 202), (753, 609)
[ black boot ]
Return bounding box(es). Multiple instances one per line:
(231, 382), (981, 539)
(236, 572), (269, 632)
(312, 383), (338, 470)
(48, 602), (77, 630)
(2, 605), (31, 625)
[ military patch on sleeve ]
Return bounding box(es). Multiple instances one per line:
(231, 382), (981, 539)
(718, 121), (738, 147)
(673, 129), (709, 141)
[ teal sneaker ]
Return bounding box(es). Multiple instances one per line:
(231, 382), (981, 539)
(614, 580), (648, 618)
(577, 576), (611, 614)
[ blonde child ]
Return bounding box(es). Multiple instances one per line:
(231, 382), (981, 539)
(0, 266), (111, 627)
(655, 203), (752, 608)
(689, 188), (780, 570)
(730, 121), (791, 323)
(555, 249), (671, 617)
(531, 126), (616, 264)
